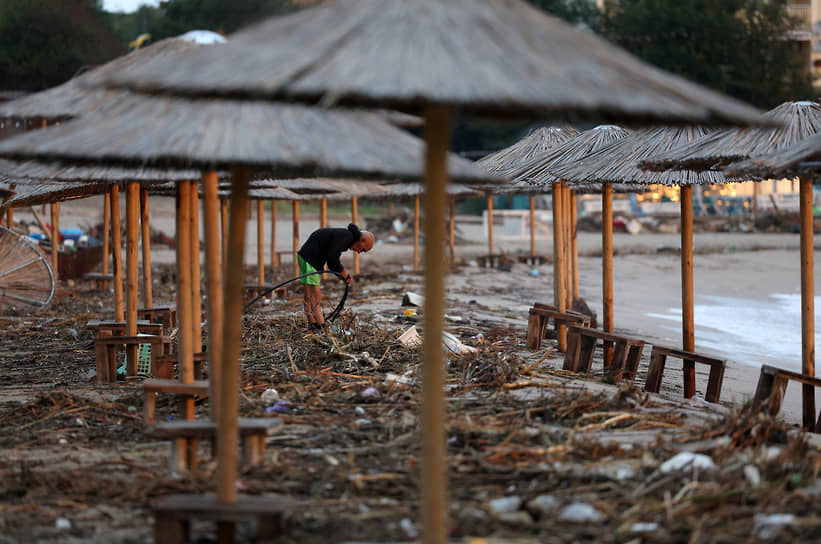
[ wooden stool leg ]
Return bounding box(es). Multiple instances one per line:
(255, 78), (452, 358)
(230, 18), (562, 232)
(624, 345), (643, 376)
(257, 514), (284, 540)
(216, 522), (235, 544)
(145, 392), (156, 426)
(578, 335), (596, 373)
(154, 514), (186, 544)
(562, 331), (580, 371)
(644, 352), (666, 394)
(244, 435), (264, 468)
(106, 344), (118, 380)
(705, 363), (725, 403)
(683, 359), (696, 399)
(527, 312), (541, 349)
(172, 438), (188, 475)
(609, 341), (627, 373)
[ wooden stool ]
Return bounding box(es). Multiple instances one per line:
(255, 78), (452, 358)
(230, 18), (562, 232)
(83, 272), (114, 290)
(87, 320), (163, 337)
(153, 353), (207, 381)
(526, 304), (592, 350)
(153, 494), (290, 544)
(152, 418), (283, 472)
(754, 365), (821, 431)
(563, 326), (645, 382)
(138, 305), (178, 330)
(94, 333), (172, 384)
(644, 345), (726, 403)
(143, 378), (210, 426)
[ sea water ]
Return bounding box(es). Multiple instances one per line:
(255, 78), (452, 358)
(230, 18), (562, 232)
(646, 293), (821, 373)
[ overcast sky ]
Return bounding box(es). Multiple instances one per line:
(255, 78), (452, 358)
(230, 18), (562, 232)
(102, 0), (161, 13)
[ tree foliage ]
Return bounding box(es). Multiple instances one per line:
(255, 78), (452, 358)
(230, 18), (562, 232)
(600, 0), (813, 108)
(0, 0), (123, 91)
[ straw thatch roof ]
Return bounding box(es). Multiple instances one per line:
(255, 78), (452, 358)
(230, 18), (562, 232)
(640, 101), (821, 172)
(0, 38), (207, 121)
(477, 126), (580, 176)
(1, 181), (110, 208)
(372, 182), (479, 201)
(0, 159), (207, 183)
(550, 127), (729, 186)
(0, 94), (497, 183)
(94, 0), (768, 126)
(723, 132), (821, 179)
(146, 181), (305, 201)
(511, 125), (630, 186)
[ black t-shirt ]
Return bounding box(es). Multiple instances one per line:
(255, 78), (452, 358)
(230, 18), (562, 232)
(297, 227), (356, 273)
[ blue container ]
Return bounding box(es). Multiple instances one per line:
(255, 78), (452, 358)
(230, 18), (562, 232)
(60, 228), (83, 241)
(27, 232), (44, 241)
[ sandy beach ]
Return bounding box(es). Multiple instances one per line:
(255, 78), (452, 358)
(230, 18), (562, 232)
(18, 194), (820, 425)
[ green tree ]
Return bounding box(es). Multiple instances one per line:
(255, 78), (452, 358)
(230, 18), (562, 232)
(600, 0), (813, 108)
(526, 0), (599, 29)
(0, 0), (123, 91)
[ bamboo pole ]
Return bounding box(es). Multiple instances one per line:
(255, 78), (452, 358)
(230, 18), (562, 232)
(752, 182), (759, 219)
(563, 183), (572, 310)
(352, 196), (360, 274)
(602, 184), (614, 367)
(50, 203), (59, 283)
(486, 195), (494, 256)
(220, 198), (228, 267)
(422, 104), (449, 544)
(449, 198), (455, 263)
(176, 181), (194, 388)
(218, 167), (251, 506)
(270, 200), (278, 268)
(202, 171), (223, 421)
(529, 195), (536, 257)
(292, 200), (300, 278)
(414, 195), (420, 271)
(800, 176), (816, 428)
(552, 183), (566, 351)
(571, 190), (579, 301)
(103, 191), (110, 287)
(111, 185), (124, 322)
(320, 197), (328, 228)
(257, 200), (265, 285)
(680, 185), (695, 399)
(191, 189), (203, 354)
(125, 182), (140, 375)
(140, 188), (153, 309)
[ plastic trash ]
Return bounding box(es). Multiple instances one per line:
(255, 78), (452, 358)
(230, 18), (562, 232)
(558, 502), (602, 522)
(55, 518), (72, 530)
(261, 388), (280, 404)
(360, 387), (380, 399)
(488, 496), (522, 514)
(397, 326), (422, 347)
(401, 292), (424, 307)
(660, 452), (716, 473)
(529, 269), (539, 277)
(442, 331), (477, 354)
(266, 401), (290, 413)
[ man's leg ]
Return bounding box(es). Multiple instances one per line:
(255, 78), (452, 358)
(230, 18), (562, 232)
(307, 285), (324, 326)
(303, 286), (315, 324)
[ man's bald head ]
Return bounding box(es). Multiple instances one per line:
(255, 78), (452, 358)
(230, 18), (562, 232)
(352, 231), (374, 253)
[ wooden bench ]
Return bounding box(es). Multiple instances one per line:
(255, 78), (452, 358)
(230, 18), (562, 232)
(87, 320), (163, 337)
(152, 417), (283, 473)
(153, 494), (290, 544)
(754, 365), (821, 431)
(83, 272), (114, 290)
(516, 254), (550, 266)
(644, 345), (726, 403)
(526, 304), (592, 350)
(562, 326), (645, 382)
(143, 378), (210, 426)
(138, 305), (177, 330)
(94, 333), (172, 384)
(476, 254), (513, 269)
(153, 352), (208, 381)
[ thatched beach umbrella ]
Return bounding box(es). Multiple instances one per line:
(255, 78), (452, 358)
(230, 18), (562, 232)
(0, 90), (498, 538)
(92, 1), (771, 540)
(551, 126), (726, 377)
(641, 101), (821, 428)
(477, 126), (580, 261)
(511, 126), (630, 350)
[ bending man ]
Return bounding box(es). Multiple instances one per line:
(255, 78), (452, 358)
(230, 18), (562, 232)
(297, 223), (374, 330)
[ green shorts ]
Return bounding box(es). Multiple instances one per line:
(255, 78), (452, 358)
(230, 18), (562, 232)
(298, 255), (321, 286)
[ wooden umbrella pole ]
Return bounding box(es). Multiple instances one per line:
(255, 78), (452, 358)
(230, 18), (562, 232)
(799, 176), (816, 429)
(352, 196), (360, 274)
(103, 191), (111, 284)
(602, 184), (614, 367)
(217, 166), (251, 506)
(50, 203), (59, 283)
(486, 195), (494, 256)
(257, 200), (265, 285)
(571, 190), (579, 301)
(529, 195), (536, 257)
(175, 181), (194, 388)
(125, 182), (140, 375)
(752, 182), (759, 219)
(320, 197), (327, 228)
(449, 198), (455, 263)
(270, 200), (278, 268)
(111, 185), (124, 322)
(202, 171), (223, 421)
(680, 185), (696, 399)
(292, 200), (300, 278)
(422, 103), (449, 544)
(414, 195), (420, 271)
(552, 183), (566, 351)
(220, 198), (228, 268)
(140, 187), (153, 309)
(191, 188), (203, 354)
(563, 183), (572, 309)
